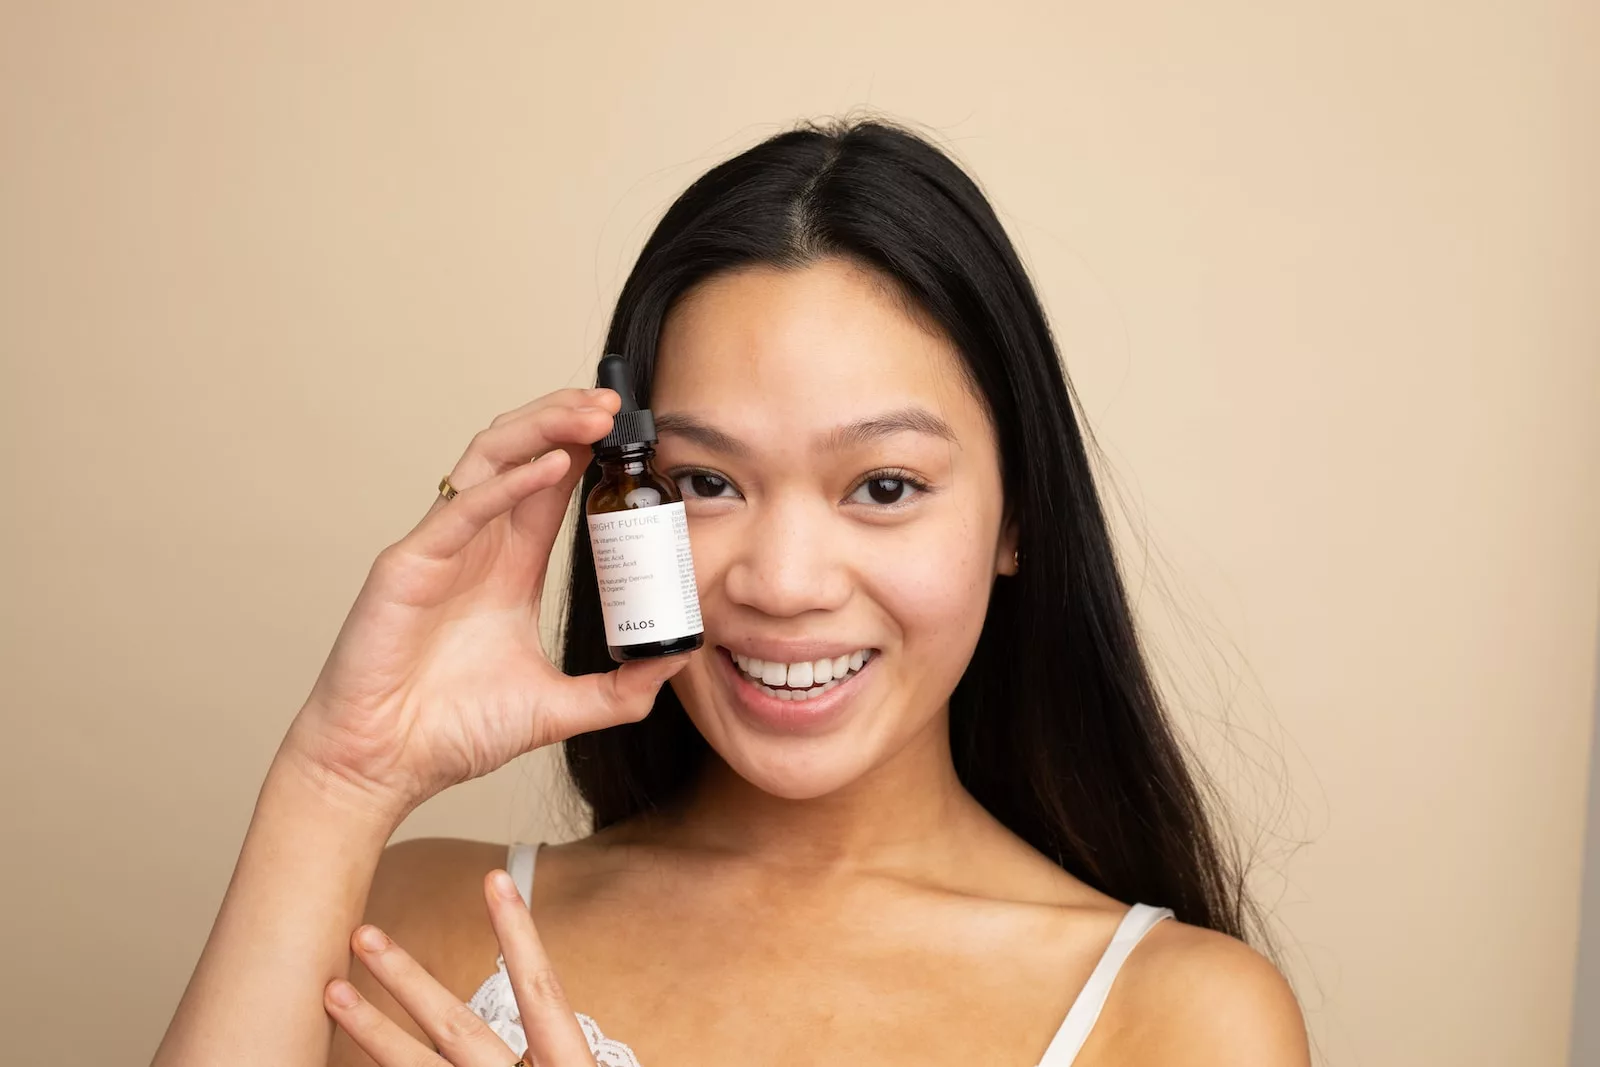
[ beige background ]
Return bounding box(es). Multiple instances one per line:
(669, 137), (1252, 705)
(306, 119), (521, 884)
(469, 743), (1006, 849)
(2, 2), (1597, 1064)
(1577, 634), (1600, 1063)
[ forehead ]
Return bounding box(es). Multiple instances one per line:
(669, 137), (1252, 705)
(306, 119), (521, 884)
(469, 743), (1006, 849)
(651, 258), (989, 446)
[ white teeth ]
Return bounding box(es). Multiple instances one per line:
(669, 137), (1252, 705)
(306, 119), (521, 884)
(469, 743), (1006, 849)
(756, 677), (843, 701)
(733, 647), (873, 697)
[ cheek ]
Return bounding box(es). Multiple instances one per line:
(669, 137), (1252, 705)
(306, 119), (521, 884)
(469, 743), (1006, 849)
(867, 511), (995, 658)
(674, 518), (738, 604)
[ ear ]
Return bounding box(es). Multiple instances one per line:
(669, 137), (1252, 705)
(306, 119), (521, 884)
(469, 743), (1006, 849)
(995, 517), (1020, 577)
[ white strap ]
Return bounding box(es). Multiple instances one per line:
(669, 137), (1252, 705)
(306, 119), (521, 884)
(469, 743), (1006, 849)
(506, 842), (541, 908)
(1036, 904), (1174, 1066)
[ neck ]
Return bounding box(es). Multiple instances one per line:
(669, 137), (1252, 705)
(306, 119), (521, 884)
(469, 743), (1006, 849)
(660, 709), (988, 875)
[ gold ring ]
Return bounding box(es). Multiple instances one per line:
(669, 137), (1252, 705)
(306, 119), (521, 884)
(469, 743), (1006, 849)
(511, 1059), (527, 1067)
(438, 475), (458, 501)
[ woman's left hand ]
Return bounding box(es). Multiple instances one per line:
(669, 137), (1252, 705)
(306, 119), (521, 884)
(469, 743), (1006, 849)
(326, 869), (594, 1066)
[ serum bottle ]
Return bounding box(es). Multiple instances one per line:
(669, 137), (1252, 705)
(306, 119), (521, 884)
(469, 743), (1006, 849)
(585, 354), (704, 662)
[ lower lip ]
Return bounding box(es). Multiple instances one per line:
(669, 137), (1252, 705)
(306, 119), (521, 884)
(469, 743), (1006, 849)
(715, 647), (874, 734)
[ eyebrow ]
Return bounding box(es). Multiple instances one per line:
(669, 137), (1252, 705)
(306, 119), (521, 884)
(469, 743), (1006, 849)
(654, 412), (752, 457)
(821, 407), (959, 452)
(654, 406), (958, 457)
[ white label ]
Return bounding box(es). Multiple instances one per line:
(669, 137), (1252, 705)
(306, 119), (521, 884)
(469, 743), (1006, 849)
(586, 500), (703, 645)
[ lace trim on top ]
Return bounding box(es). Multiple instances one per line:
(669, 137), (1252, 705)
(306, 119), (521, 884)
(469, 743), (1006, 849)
(465, 955), (1060, 1067)
(466, 954), (641, 1067)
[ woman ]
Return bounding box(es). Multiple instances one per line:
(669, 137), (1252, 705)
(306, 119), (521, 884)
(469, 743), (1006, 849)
(155, 120), (1309, 1066)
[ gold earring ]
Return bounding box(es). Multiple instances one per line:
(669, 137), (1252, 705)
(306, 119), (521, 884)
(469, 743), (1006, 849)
(1012, 548), (1020, 572)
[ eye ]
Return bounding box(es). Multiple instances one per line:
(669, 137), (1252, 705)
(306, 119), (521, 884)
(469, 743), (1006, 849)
(674, 469), (740, 500)
(846, 471), (928, 508)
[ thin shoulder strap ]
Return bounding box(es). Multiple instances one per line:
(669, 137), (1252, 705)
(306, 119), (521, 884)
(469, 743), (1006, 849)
(1036, 904), (1174, 1066)
(506, 841), (542, 908)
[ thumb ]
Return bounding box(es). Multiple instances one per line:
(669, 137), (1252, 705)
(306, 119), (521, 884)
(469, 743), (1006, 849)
(542, 652), (693, 742)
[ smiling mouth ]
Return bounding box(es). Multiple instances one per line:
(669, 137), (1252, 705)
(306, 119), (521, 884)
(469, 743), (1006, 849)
(719, 646), (875, 701)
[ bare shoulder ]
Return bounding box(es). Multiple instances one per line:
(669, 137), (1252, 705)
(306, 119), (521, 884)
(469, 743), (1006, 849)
(1086, 918), (1310, 1067)
(329, 838), (507, 1067)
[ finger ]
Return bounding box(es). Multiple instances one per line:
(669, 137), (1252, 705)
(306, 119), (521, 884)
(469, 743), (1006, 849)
(538, 651), (694, 742)
(437, 403), (616, 511)
(325, 978), (451, 1067)
(348, 926), (519, 1066)
(484, 870), (596, 1065)
(488, 386), (619, 430)
(506, 439), (596, 551)
(410, 448), (572, 562)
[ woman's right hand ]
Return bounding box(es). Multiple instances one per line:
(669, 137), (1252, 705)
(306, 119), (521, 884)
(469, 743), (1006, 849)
(279, 386), (690, 820)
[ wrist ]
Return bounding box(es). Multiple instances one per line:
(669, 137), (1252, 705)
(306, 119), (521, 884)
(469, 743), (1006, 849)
(266, 722), (419, 836)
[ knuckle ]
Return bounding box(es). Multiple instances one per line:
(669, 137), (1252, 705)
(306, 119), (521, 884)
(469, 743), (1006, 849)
(614, 694), (651, 725)
(492, 389), (581, 429)
(371, 542), (424, 582)
(439, 1000), (490, 1040)
(340, 1000), (380, 1032)
(370, 544), (405, 579)
(534, 404), (577, 432)
(606, 673), (653, 724)
(489, 403), (532, 428)
(519, 967), (569, 1007)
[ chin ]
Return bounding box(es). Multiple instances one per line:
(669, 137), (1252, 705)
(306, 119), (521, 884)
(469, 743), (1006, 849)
(709, 731), (884, 801)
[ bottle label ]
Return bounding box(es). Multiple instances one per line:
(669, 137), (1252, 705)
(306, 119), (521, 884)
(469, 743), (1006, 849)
(586, 501), (704, 645)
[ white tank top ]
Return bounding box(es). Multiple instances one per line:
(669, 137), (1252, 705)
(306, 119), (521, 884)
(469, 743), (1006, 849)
(467, 843), (1172, 1066)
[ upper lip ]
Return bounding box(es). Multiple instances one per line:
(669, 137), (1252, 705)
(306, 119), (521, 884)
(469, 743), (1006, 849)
(716, 641), (876, 664)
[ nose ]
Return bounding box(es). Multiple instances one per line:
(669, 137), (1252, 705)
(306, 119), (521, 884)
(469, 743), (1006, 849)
(721, 492), (852, 619)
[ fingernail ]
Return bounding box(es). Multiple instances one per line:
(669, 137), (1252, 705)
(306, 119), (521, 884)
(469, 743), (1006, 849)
(586, 387), (611, 396)
(576, 404), (607, 413)
(355, 925), (388, 952)
(490, 869), (521, 901)
(328, 979), (360, 1007)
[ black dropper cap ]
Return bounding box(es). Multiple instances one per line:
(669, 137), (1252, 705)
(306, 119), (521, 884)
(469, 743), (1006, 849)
(594, 354), (656, 455)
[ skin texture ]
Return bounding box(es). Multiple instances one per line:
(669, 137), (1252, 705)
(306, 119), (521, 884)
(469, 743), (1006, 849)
(328, 260), (1311, 1066)
(655, 259), (1013, 802)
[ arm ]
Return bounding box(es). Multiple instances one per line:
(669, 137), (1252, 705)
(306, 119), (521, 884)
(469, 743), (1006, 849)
(151, 748), (403, 1066)
(150, 386), (684, 1067)
(329, 838), (507, 1066)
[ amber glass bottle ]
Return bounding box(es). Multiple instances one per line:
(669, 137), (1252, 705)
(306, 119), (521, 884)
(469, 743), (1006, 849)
(584, 355), (704, 662)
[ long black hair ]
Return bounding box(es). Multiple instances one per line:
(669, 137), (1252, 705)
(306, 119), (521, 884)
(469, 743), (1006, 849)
(561, 119), (1255, 941)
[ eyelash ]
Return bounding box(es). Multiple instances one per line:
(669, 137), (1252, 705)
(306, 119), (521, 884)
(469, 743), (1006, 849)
(850, 467), (931, 508)
(672, 467), (739, 501)
(668, 466), (932, 509)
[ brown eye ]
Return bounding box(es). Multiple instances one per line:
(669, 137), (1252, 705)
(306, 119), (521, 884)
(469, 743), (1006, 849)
(867, 478), (905, 504)
(848, 475), (922, 507)
(676, 471), (736, 499)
